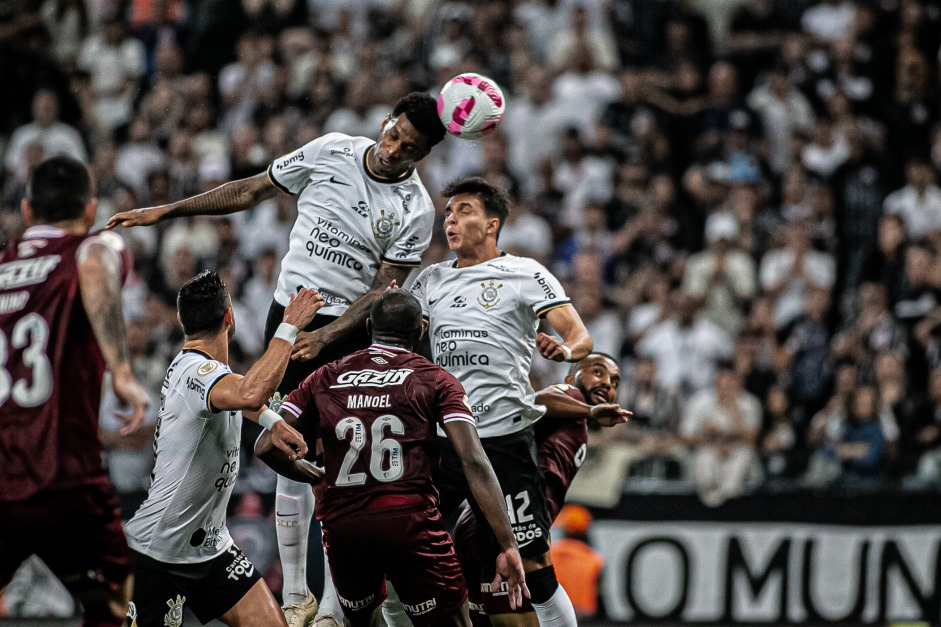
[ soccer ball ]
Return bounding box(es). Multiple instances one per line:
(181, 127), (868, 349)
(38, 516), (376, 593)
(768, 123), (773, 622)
(437, 73), (506, 140)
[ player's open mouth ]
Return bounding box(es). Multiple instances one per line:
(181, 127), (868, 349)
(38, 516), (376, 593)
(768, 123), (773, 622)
(589, 388), (608, 404)
(378, 156), (391, 169)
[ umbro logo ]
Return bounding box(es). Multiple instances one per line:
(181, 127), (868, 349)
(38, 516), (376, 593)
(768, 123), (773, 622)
(449, 296), (467, 308)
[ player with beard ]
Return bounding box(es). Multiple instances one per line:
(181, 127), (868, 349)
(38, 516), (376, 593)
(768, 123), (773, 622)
(453, 353), (629, 627)
(108, 93), (447, 626)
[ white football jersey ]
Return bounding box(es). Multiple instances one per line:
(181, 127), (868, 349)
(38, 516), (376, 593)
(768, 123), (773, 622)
(411, 253), (570, 437)
(267, 133), (434, 315)
(125, 350), (241, 564)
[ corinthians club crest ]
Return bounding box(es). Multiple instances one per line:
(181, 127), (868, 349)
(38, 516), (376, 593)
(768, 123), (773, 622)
(372, 209), (400, 239)
(477, 280), (503, 310)
(164, 595), (185, 627)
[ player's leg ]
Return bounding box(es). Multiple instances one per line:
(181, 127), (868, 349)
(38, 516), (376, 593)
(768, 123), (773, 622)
(124, 552), (184, 627)
(218, 578), (289, 627)
(482, 430), (577, 627)
(315, 556), (345, 627)
(36, 486), (133, 627)
(387, 502), (469, 627)
(381, 581), (413, 627)
(320, 514), (387, 627)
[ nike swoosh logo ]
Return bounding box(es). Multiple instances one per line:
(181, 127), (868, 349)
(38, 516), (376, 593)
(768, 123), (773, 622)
(276, 512), (299, 517)
(428, 297), (440, 306)
(329, 175), (350, 186)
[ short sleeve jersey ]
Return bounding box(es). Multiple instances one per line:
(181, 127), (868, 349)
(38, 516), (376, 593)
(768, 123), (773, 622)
(411, 253), (571, 437)
(281, 344), (474, 521)
(0, 226), (130, 501)
(125, 350), (242, 564)
(533, 384), (589, 499)
(267, 133), (434, 315)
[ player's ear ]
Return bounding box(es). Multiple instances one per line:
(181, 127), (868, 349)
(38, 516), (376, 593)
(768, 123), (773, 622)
(564, 373), (575, 386)
(83, 197), (98, 227)
(20, 198), (34, 227)
(223, 307), (234, 327)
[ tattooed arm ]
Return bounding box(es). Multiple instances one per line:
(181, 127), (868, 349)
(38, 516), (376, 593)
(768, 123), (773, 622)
(106, 172), (278, 229)
(290, 262), (414, 362)
(77, 238), (149, 433)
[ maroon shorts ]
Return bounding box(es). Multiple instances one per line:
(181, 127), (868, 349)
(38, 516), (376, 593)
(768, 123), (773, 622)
(0, 481), (131, 597)
(453, 470), (571, 617)
(322, 496), (467, 626)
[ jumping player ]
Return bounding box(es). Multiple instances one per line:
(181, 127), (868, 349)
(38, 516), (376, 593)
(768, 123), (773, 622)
(124, 271), (324, 627)
(411, 177), (593, 627)
(453, 354), (629, 626)
(0, 156), (150, 626)
(255, 289), (529, 627)
(108, 92), (447, 626)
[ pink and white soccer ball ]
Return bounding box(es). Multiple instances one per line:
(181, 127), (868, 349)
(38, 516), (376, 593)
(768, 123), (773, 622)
(437, 73), (506, 140)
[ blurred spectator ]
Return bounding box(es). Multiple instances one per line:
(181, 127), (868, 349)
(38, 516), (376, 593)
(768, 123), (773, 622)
(683, 211), (756, 335)
(783, 285), (833, 418)
(548, 5), (618, 73)
(637, 292), (733, 397)
(40, 0), (88, 66)
(801, 116), (850, 179)
(761, 384), (801, 479)
(805, 386), (887, 489)
(801, 0), (856, 43)
(883, 159), (941, 240)
(747, 63), (815, 175)
(759, 220), (836, 329)
(682, 363), (762, 506)
(911, 370), (941, 485)
(77, 14), (146, 130)
(4, 89), (87, 182)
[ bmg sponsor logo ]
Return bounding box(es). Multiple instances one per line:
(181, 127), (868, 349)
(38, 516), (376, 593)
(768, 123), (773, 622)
(533, 272), (556, 299)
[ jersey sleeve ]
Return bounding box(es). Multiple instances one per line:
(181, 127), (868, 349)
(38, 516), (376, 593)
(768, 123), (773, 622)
(434, 368), (475, 427)
(382, 203), (433, 268)
(280, 373), (320, 435)
(191, 359), (234, 414)
(266, 135), (334, 195)
(410, 266), (432, 322)
(519, 261), (571, 317)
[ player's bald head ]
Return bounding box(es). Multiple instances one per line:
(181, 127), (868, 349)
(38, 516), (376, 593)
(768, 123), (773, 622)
(368, 289), (423, 346)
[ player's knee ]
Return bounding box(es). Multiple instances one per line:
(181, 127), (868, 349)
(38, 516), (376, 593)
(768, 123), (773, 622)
(276, 473), (315, 499)
(524, 565), (559, 605)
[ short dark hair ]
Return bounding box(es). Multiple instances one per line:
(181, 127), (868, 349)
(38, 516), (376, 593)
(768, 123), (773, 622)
(177, 271), (230, 337)
(28, 156), (92, 223)
(442, 176), (510, 235)
(369, 289), (423, 339)
(392, 92), (446, 149)
(569, 352), (618, 377)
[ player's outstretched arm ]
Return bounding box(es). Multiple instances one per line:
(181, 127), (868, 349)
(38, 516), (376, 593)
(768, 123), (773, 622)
(537, 304), (593, 363)
(210, 289), (324, 411)
(442, 420), (530, 609)
(254, 413), (325, 485)
(77, 238), (149, 434)
(536, 386), (631, 427)
(106, 172), (278, 229)
(291, 262), (413, 362)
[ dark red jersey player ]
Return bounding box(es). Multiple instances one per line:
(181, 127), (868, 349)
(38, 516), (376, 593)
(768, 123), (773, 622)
(453, 353), (627, 621)
(256, 289), (528, 627)
(0, 157), (149, 627)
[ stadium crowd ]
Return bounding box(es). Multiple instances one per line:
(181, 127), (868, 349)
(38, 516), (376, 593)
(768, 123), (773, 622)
(3, 0), (941, 613)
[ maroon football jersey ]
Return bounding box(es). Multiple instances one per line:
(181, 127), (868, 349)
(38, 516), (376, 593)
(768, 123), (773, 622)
(0, 226), (128, 501)
(533, 384), (588, 513)
(282, 343), (475, 521)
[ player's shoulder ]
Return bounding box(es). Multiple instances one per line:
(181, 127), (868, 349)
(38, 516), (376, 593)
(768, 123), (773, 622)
(551, 383), (585, 402)
(499, 252), (553, 276)
(176, 350), (231, 381)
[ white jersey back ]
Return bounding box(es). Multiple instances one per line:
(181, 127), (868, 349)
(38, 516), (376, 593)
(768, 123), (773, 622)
(411, 253), (570, 438)
(125, 350), (241, 564)
(267, 133), (434, 315)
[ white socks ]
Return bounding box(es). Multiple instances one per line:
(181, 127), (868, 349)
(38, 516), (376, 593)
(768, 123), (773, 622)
(318, 558), (344, 621)
(531, 584), (578, 627)
(275, 476), (315, 605)
(381, 582), (412, 627)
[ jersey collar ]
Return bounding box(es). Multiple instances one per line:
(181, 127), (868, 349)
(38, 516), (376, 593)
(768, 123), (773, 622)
(451, 250), (507, 268)
(22, 225), (65, 238)
(369, 343), (410, 353)
(362, 145), (414, 184)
